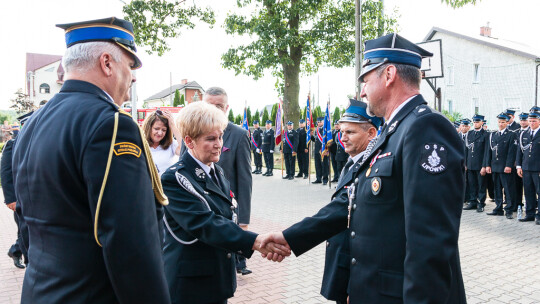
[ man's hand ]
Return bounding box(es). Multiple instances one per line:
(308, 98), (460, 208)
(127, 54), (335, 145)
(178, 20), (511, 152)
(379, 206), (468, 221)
(486, 166), (492, 174)
(292, 152), (297, 156)
(270, 150), (274, 153)
(304, 149), (308, 153)
(6, 202), (15, 211)
(256, 148), (260, 153)
(257, 232), (291, 262)
(480, 167), (486, 176)
(504, 167), (512, 174)
(517, 168), (523, 177)
(253, 233), (291, 262)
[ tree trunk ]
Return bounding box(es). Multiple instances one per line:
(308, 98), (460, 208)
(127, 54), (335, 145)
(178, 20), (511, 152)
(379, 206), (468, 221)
(282, 62), (301, 126)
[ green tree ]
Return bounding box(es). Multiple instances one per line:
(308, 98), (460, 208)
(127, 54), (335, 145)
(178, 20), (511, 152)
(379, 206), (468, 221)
(252, 109), (260, 124)
(301, 106), (307, 120)
(261, 108), (269, 125)
(173, 89), (181, 107)
(10, 89), (36, 114)
(235, 114), (242, 125)
(270, 103), (278, 125)
(246, 106), (252, 125)
(222, 0), (397, 125)
(332, 107), (341, 123)
(122, 0), (215, 55)
(441, 0), (479, 8)
(313, 106), (323, 122)
(441, 110), (463, 122)
(228, 109), (235, 122)
(179, 94), (185, 106)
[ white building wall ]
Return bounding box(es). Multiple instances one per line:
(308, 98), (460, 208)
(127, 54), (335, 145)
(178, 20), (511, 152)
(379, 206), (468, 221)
(420, 32), (537, 129)
(32, 61), (63, 105)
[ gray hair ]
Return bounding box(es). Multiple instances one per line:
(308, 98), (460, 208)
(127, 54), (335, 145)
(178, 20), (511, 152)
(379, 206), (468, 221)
(204, 87), (228, 98)
(62, 42), (123, 73)
(376, 63), (421, 89)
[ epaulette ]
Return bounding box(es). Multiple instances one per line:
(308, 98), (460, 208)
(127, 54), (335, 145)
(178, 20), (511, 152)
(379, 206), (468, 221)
(118, 108), (132, 118)
(413, 104), (431, 116)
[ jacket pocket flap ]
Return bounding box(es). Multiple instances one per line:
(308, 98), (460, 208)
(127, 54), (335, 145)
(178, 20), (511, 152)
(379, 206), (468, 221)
(370, 156), (393, 177)
(378, 269), (403, 298)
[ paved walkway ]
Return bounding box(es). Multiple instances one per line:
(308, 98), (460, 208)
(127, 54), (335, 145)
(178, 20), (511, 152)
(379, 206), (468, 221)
(1, 172), (539, 303)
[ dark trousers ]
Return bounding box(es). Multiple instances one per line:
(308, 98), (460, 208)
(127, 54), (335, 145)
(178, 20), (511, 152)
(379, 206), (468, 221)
(464, 169), (470, 203)
(315, 152), (329, 183)
(486, 173), (495, 199)
(8, 212), (28, 263)
(336, 160), (346, 178)
(330, 153), (339, 180)
(493, 172), (516, 212)
(253, 150), (262, 167)
(297, 150), (309, 176)
(235, 254), (246, 270)
(263, 152), (273, 170)
(284, 153), (295, 176)
(522, 170), (540, 219)
(514, 171), (524, 210)
(467, 170), (487, 206)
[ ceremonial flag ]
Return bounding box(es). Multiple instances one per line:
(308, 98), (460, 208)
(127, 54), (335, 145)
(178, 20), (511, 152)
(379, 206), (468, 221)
(275, 100), (283, 146)
(306, 95), (312, 144)
(242, 107), (249, 131)
(321, 102), (333, 154)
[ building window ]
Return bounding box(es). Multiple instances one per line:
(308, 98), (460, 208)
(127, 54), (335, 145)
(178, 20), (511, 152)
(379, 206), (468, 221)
(447, 100), (453, 114)
(39, 83), (50, 94)
(446, 66), (454, 86)
(473, 64), (480, 83)
(473, 98), (479, 114)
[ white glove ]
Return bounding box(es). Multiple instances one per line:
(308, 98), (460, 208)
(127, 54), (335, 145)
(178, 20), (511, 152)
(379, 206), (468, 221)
(256, 148), (260, 153)
(270, 150), (274, 153)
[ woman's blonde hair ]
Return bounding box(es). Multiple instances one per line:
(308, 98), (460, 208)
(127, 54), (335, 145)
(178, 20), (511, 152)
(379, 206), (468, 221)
(177, 102), (228, 140)
(142, 111), (173, 149)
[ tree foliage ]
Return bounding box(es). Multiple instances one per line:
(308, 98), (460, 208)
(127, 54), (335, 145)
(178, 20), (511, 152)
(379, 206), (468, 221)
(234, 114), (242, 125)
(173, 89), (181, 107)
(441, 110), (463, 122)
(222, 0), (398, 124)
(252, 109), (260, 123)
(261, 107), (269, 124)
(246, 106), (252, 124)
(441, 0), (479, 8)
(228, 109), (235, 122)
(332, 106), (341, 123)
(179, 94), (185, 106)
(270, 103), (278, 125)
(10, 89), (36, 114)
(122, 0), (215, 56)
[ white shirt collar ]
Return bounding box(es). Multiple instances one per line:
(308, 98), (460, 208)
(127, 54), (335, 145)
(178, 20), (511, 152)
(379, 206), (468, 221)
(350, 152), (363, 164)
(500, 128), (507, 135)
(386, 94), (418, 125)
(98, 88), (115, 104)
(531, 126), (540, 133)
(188, 150), (215, 176)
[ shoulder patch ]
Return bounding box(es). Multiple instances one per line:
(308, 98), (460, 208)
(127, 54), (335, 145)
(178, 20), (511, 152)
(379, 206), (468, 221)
(420, 143), (447, 174)
(113, 142), (142, 158)
(413, 105), (431, 116)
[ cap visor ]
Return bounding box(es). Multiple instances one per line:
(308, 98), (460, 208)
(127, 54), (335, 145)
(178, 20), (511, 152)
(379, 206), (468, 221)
(115, 42), (142, 69)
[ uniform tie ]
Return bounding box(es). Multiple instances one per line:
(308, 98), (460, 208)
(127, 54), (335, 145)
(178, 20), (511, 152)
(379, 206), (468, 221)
(209, 168), (219, 187)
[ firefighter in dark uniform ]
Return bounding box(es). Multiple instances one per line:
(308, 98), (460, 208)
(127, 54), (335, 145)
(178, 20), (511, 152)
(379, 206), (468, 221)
(514, 112), (530, 211)
(283, 121), (299, 179)
(483, 119), (495, 200)
(506, 109), (520, 132)
(484, 113), (518, 219)
(329, 121), (340, 182)
(251, 120), (263, 174)
(313, 117), (330, 185)
(262, 120), (275, 176)
(266, 34), (466, 303)
(12, 18), (170, 303)
(296, 119), (309, 179)
(517, 109), (540, 225)
(463, 114), (489, 212)
(333, 121), (349, 177)
(460, 119), (471, 204)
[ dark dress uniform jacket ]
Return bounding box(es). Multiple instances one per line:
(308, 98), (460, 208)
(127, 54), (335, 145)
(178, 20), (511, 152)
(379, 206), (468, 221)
(465, 129), (488, 170)
(251, 127), (263, 151)
(12, 80), (170, 303)
(283, 129), (299, 153)
(261, 128), (275, 152)
(161, 152), (257, 304)
(297, 127), (307, 151)
(334, 132), (349, 162)
(516, 129), (540, 171)
(217, 122), (252, 225)
(1, 139), (17, 204)
(484, 129), (517, 172)
(283, 95), (466, 304)
(314, 127), (325, 151)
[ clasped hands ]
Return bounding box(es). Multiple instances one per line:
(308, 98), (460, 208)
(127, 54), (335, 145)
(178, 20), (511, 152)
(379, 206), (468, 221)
(252, 232), (291, 262)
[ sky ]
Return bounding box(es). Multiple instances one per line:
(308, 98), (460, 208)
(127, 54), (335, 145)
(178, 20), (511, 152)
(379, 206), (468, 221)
(1, 0), (539, 115)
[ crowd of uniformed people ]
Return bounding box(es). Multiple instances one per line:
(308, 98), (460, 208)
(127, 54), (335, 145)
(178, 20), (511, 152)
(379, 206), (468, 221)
(2, 15), (518, 304)
(455, 108), (540, 224)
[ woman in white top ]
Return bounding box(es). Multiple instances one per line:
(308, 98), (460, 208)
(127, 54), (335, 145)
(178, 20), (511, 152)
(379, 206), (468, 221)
(143, 109), (182, 175)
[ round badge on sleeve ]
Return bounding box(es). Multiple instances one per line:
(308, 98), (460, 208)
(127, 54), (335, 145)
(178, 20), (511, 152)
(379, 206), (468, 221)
(371, 177), (381, 195)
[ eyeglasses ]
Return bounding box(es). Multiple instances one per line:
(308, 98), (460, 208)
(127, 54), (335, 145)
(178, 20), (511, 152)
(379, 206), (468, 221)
(156, 110), (163, 116)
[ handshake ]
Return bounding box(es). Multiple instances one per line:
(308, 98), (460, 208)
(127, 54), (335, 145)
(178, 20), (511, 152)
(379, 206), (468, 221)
(251, 232), (291, 262)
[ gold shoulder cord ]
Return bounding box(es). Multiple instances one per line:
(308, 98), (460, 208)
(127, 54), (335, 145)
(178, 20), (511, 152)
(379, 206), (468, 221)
(94, 111), (169, 247)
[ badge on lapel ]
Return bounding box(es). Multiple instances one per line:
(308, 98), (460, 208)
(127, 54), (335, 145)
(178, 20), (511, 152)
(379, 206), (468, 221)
(420, 143), (447, 174)
(371, 177), (381, 195)
(195, 168), (205, 179)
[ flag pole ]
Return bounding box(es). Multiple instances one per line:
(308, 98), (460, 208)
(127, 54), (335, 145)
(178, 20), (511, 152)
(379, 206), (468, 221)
(280, 101), (284, 178)
(327, 98), (332, 189)
(308, 92), (312, 184)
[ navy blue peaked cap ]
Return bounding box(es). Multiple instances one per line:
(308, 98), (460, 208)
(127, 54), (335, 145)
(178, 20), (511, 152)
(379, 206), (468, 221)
(56, 17), (142, 69)
(504, 109), (516, 116)
(265, 120), (272, 124)
(299, 119), (306, 123)
(287, 121), (293, 125)
(519, 112), (528, 120)
(339, 99), (383, 129)
(472, 114), (484, 122)
(497, 113), (510, 121)
(317, 117), (324, 122)
(460, 118), (471, 125)
(359, 33), (433, 82)
(453, 121), (460, 128)
(529, 106), (540, 118)
(253, 120), (259, 124)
